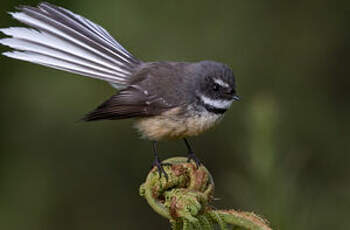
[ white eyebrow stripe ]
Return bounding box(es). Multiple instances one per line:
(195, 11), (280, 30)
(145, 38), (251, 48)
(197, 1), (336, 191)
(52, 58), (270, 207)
(200, 95), (233, 109)
(213, 78), (230, 88)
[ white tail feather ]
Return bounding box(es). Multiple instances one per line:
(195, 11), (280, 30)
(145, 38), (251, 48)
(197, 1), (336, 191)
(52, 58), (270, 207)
(3, 50), (123, 81)
(9, 11), (131, 74)
(57, 6), (130, 57)
(0, 28), (128, 77)
(0, 3), (141, 88)
(1, 38), (126, 79)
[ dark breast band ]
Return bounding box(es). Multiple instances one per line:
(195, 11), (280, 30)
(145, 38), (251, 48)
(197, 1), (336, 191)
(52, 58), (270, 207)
(203, 104), (227, 114)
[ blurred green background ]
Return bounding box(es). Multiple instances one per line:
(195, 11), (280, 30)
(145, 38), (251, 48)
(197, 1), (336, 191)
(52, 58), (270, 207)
(0, 0), (349, 229)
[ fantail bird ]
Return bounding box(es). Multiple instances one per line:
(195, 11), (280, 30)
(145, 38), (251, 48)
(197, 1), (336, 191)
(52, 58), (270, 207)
(0, 2), (239, 179)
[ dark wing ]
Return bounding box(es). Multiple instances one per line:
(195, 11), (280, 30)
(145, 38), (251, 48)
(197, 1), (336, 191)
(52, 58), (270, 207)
(82, 86), (173, 121)
(83, 62), (190, 121)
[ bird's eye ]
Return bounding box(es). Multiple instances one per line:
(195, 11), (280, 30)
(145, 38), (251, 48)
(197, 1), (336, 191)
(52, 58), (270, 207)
(213, 83), (219, 91)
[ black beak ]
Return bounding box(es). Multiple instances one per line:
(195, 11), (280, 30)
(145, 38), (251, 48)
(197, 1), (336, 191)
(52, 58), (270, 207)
(232, 95), (240, 102)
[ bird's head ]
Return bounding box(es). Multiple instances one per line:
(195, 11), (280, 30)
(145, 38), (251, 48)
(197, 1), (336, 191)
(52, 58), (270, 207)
(192, 61), (239, 114)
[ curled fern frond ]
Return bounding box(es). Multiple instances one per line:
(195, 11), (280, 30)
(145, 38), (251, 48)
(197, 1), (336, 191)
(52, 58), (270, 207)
(139, 157), (272, 230)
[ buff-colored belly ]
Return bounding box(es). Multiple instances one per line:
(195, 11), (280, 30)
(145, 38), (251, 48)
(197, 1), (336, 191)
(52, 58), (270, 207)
(134, 108), (222, 141)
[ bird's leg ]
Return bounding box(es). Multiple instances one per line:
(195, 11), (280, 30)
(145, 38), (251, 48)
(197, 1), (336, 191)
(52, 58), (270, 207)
(183, 138), (201, 168)
(152, 141), (172, 180)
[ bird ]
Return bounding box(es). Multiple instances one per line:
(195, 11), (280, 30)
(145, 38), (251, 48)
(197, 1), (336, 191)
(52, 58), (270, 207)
(0, 2), (239, 179)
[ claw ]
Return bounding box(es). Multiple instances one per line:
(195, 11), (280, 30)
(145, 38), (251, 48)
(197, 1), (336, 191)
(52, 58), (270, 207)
(187, 152), (201, 168)
(152, 141), (172, 180)
(152, 158), (172, 180)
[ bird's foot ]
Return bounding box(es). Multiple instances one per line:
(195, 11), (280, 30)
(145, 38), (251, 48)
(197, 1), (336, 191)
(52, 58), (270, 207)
(152, 157), (172, 181)
(187, 152), (201, 168)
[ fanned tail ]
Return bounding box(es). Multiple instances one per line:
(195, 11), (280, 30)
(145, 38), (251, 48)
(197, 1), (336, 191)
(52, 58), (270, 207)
(0, 2), (141, 88)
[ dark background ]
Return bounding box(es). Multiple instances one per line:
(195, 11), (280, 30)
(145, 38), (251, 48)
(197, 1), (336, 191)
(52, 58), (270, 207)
(0, 0), (349, 229)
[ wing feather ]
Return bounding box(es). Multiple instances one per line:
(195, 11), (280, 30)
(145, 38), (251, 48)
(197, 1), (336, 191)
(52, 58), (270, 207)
(82, 90), (149, 121)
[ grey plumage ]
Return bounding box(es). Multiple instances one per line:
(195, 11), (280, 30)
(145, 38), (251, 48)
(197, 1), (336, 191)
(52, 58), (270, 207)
(83, 62), (191, 121)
